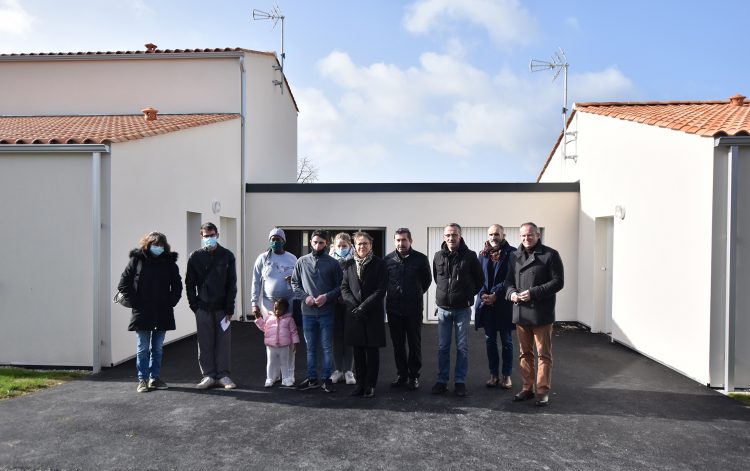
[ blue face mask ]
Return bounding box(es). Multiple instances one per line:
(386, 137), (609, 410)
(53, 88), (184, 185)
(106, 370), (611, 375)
(335, 247), (351, 258)
(270, 240), (284, 251)
(202, 236), (218, 250)
(149, 245), (164, 256)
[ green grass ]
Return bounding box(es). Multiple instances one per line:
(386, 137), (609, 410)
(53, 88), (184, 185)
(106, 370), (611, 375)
(729, 392), (750, 406)
(0, 367), (87, 400)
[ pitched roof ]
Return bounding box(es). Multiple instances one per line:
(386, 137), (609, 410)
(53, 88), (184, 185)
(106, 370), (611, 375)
(537, 95), (750, 181)
(0, 114), (239, 145)
(0, 47), (258, 58)
(575, 95), (750, 137)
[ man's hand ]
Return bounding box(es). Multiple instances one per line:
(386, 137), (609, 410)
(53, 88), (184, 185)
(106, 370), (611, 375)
(314, 294), (327, 307)
(516, 290), (531, 302)
(224, 314), (232, 323)
(252, 305), (261, 318)
(305, 296), (315, 307)
(482, 293), (497, 305)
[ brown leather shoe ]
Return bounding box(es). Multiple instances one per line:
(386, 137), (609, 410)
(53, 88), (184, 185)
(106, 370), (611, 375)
(485, 375), (499, 388)
(512, 390), (535, 402)
(535, 393), (550, 406)
(500, 375), (512, 389)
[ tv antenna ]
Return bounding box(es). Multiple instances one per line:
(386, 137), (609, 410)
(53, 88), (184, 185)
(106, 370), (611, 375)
(252, 4), (286, 94)
(530, 48), (575, 162)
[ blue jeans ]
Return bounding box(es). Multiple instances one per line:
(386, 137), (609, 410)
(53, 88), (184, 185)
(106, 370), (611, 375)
(302, 313), (334, 380)
(437, 307), (471, 384)
(486, 327), (514, 377)
(136, 330), (166, 380)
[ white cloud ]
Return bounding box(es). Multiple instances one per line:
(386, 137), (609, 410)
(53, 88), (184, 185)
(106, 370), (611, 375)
(403, 0), (537, 46)
(572, 66), (636, 102)
(299, 49), (636, 182)
(0, 0), (33, 36)
(565, 16), (581, 31)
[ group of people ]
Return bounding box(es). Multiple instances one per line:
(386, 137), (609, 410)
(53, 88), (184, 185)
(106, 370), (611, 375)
(118, 221), (563, 406)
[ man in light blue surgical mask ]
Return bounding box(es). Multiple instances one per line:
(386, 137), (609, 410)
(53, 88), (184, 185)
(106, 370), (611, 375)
(250, 227), (298, 385)
(185, 222), (238, 390)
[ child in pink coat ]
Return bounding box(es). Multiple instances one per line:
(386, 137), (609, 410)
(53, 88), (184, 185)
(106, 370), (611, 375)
(255, 298), (299, 387)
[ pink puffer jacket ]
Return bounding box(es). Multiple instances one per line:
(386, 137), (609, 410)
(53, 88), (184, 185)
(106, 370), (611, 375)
(255, 313), (300, 347)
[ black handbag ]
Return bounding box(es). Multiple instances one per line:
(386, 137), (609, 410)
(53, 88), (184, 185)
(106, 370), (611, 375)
(113, 259), (142, 308)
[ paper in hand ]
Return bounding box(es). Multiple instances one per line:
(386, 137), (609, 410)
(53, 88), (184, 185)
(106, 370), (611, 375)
(220, 317), (230, 331)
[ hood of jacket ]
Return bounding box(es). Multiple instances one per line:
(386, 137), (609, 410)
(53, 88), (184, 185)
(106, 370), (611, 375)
(129, 248), (179, 262)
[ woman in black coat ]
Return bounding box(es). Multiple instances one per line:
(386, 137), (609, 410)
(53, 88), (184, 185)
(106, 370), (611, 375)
(118, 231), (182, 393)
(341, 231), (388, 398)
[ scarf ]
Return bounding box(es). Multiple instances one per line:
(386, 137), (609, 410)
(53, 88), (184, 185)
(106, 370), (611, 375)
(479, 239), (508, 262)
(353, 251), (374, 280)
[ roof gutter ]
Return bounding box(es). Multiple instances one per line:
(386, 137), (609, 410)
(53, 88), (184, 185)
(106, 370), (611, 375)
(713, 136), (748, 392)
(0, 144), (110, 153)
(0, 52), (245, 62)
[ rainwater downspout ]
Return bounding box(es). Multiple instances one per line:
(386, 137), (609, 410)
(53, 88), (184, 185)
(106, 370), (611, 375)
(91, 151), (102, 373)
(239, 54), (248, 321)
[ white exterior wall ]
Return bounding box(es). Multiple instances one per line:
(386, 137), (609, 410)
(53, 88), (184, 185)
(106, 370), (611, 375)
(109, 119), (242, 365)
(0, 58), (240, 115)
(244, 191), (579, 321)
(0, 153), (94, 366)
(244, 54), (298, 183)
(542, 112), (715, 384)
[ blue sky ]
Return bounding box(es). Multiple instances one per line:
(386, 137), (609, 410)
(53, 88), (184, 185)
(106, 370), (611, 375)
(0, 0), (747, 182)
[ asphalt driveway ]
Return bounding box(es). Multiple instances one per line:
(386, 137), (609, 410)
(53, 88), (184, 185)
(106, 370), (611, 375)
(1, 322), (748, 470)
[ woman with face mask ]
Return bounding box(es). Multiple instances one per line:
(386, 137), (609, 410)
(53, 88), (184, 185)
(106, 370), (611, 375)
(117, 231), (182, 393)
(329, 233), (357, 385)
(341, 231), (388, 398)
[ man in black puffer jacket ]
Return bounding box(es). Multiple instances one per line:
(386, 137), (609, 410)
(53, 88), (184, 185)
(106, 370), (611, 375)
(385, 228), (432, 390)
(431, 223), (483, 397)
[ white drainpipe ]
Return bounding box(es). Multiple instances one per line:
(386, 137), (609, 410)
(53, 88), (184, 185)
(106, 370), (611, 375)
(91, 151), (102, 373)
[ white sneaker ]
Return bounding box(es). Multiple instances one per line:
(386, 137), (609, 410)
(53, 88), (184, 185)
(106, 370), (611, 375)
(345, 371), (356, 385)
(264, 379), (273, 388)
(218, 376), (236, 389)
(281, 378), (295, 387)
(330, 370), (343, 384)
(196, 377), (215, 389)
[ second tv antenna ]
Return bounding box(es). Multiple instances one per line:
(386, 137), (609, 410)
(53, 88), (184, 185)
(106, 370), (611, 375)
(530, 48), (575, 162)
(253, 5), (286, 94)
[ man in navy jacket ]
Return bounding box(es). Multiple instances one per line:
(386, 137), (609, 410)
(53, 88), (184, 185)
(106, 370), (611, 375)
(474, 224), (516, 390)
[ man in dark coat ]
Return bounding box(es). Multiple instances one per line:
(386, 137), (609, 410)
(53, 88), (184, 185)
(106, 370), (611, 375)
(505, 222), (564, 407)
(185, 222), (238, 390)
(385, 228), (432, 391)
(474, 224), (516, 390)
(431, 223), (484, 397)
(341, 231), (388, 398)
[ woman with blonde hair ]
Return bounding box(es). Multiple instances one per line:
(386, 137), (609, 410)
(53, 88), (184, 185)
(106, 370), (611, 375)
(330, 232), (356, 385)
(117, 231), (182, 393)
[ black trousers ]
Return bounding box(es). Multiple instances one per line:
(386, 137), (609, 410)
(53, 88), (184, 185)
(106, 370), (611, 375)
(388, 314), (422, 379)
(352, 346), (380, 389)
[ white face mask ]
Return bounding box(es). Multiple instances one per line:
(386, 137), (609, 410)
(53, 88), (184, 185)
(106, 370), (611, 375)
(202, 236), (218, 249)
(149, 245), (164, 256)
(335, 247), (351, 258)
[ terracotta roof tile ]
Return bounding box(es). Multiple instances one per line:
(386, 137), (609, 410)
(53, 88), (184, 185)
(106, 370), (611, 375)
(575, 97), (750, 137)
(0, 114), (239, 145)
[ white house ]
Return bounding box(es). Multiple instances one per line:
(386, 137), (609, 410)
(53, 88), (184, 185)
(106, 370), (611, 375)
(538, 95), (750, 390)
(0, 45), (298, 371)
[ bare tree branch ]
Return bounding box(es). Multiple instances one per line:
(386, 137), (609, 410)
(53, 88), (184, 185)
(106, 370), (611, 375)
(297, 155), (319, 183)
